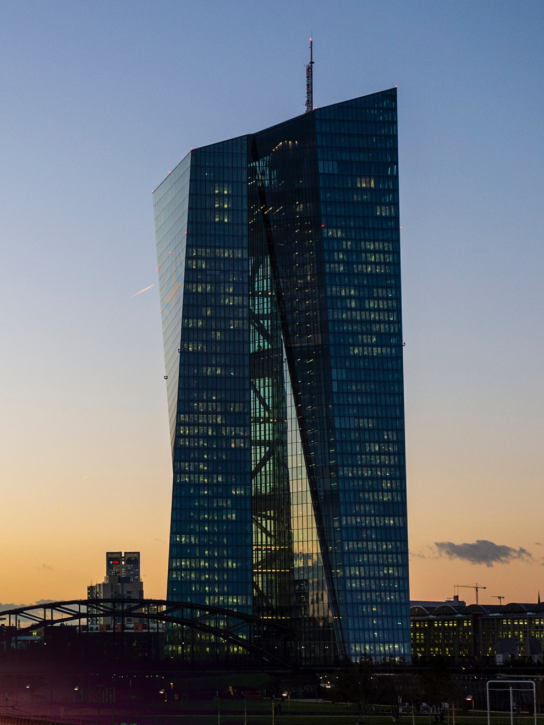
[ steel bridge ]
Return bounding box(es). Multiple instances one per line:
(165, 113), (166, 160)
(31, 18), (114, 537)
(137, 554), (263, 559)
(0, 599), (295, 667)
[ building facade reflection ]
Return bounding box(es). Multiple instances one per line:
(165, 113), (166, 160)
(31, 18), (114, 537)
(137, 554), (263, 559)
(153, 89), (410, 665)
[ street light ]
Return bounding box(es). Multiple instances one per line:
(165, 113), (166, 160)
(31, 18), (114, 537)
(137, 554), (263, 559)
(466, 696), (475, 721)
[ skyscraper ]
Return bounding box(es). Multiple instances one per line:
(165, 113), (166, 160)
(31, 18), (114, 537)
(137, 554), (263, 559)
(153, 88), (410, 664)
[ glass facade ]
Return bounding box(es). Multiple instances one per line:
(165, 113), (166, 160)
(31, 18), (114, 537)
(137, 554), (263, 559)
(153, 88), (410, 665)
(154, 139), (253, 614)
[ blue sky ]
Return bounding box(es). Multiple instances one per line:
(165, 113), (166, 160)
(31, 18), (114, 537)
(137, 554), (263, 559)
(0, 0), (543, 603)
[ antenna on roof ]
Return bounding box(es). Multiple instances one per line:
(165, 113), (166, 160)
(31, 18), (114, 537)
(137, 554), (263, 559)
(305, 38), (314, 113)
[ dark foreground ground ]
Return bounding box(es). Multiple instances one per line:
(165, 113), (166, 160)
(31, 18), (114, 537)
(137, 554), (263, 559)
(0, 704), (537, 725)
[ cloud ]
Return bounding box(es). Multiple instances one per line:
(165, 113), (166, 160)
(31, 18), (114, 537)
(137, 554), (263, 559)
(0, 602), (25, 613)
(536, 542), (543, 547)
(36, 564), (53, 571)
(409, 545), (435, 560)
(435, 539), (533, 567)
(0, 599), (55, 614)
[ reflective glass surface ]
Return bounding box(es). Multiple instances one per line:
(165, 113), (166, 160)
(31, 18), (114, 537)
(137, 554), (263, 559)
(315, 91), (410, 660)
(154, 154), (192, 449)
(155, 138), (253, 613)
(154, 89), (409, 664)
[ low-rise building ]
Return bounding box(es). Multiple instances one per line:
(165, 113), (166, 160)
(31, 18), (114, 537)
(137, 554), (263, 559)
(410, 600), (544, 664)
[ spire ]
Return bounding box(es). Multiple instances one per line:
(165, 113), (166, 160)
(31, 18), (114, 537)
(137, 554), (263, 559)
(539, 591), (541, 605)
(305, 38), (314, 113)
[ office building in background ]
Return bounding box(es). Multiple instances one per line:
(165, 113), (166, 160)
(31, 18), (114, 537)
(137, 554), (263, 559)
(88, 552), (144, 632)
(105, 551), (141, 581)
(153, 89), (409, 664)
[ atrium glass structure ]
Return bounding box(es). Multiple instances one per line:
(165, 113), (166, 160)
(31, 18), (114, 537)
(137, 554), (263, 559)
(153, 88), (410, 664)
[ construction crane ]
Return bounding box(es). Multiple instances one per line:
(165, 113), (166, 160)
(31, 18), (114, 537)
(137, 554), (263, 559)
(454, 583), (486, 605)
(492, 596), (505, 606)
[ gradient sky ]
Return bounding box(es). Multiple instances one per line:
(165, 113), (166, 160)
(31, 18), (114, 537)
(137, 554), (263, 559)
(0, 0), (543, 608)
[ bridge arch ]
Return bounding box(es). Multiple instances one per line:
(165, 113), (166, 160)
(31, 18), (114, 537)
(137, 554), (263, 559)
(0, 599), (294, 667)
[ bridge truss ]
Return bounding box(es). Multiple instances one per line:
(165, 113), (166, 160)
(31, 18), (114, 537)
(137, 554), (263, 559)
(0, 599), (294, 667)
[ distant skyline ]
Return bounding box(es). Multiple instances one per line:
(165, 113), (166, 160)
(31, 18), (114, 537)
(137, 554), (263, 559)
(0, 0), (543, 607)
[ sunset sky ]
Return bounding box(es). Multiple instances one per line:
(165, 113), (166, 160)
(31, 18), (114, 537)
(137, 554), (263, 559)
(0, 0), (543, 609)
